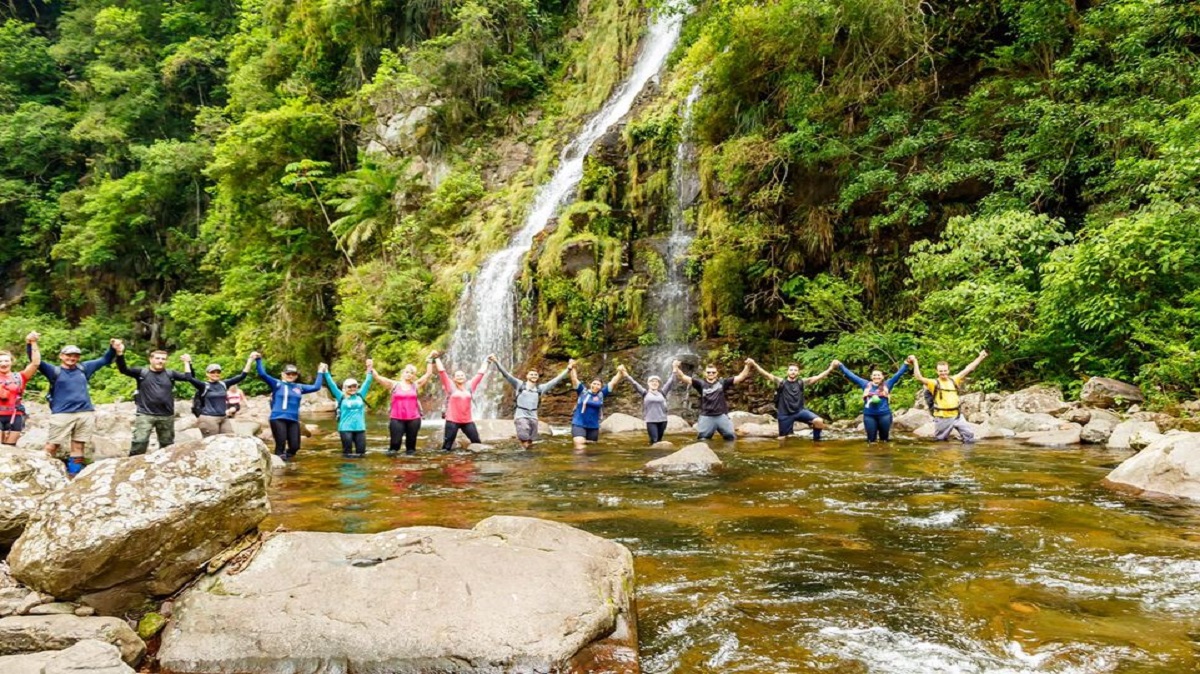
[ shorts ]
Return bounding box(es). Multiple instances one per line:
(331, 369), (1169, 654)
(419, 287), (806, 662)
(515, 418), (540, 442)
(47, 412), (96, 446)
(571, 425), (599, 442)
(0, 415), (26, 432)
(778, 409), (820, 437)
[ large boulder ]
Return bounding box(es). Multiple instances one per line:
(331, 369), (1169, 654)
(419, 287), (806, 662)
(0, 616), (143, 665)
(893, 408), (933, 432)
(599, 413), (645, 435)
(988, 409), (1063, 434)
(0, 639), (135, 674)
(158, 516), (637, 673)
(0, 449), (68, 546)
(665, 415), (692, 433)
(728, 411), (772, 428)
(737, 422), (782, 438)
(1081, 413), (1120, 444)
(1023, 424), (1083, 447)
(1080, 377), (1144, 409)
(8, 436), (272, 614)
(1107, 420), (1161, 452)
(645, 443), (723, 474)
(1104, 432), (1200, 500)
(999, 385), (1070, 416)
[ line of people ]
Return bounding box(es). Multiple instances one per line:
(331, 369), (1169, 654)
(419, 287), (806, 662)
(0, 331), (991, 473)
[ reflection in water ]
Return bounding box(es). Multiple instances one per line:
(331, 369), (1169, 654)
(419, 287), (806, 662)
(267, 420), (1200, 673)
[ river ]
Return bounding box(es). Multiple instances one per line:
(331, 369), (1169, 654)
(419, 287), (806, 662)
(266, 420), (1200, 673)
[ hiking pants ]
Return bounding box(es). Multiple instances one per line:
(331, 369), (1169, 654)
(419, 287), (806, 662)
(442, 421), (481, 451)
(131, 414), (174, 456)
(389, 418), (422, 455)
(863, 413), (893, 442)
(270, 418), (302, 457)
(340, 430), (366, 456)
(934, 415), (975, 443)
(646, 421), (668, 444)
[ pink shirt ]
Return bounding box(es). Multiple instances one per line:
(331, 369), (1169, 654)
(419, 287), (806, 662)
(439, 371), (484, 424)
(390, 382), (422, 420)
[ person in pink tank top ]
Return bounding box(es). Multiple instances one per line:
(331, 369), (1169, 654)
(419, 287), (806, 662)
(368, 352), (435, 456)
(435, 354), (489, 451)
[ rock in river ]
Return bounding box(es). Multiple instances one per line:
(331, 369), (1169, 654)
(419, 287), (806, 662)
(645, 442), (723, 474)
(1104, 432), (1200, 501)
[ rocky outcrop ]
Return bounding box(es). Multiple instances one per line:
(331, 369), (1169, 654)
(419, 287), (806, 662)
(1104, 432), (1200, 500)
(8, 436), (272, 614)
(0, 449), (68, 546)
(0, 615), (144, 665)
(1080, 377), (1144, 408)
(1023, 424), (1082, 447)
(158, 516), (637, 674)
(600, 412), (645, 434)
(1106, 420), (1161, 452)
(999, 385), (1070, 416)
(0, 639), (135, 674)
(645, 443), (723, 474)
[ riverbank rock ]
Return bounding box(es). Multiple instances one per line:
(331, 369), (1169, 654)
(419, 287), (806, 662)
(737, 422), (782, 438)
(645, 443), (723, 474)
(0, 639), (135, 674)
(158, 516), (637, 673)
(0, 449), (68, 546)
(650, 441), (674, 450)
(1023, 424), (1083, 447)
(988, 409), (1062, 434)
(0, 615), (144, 665)
(1104, 432), (1200, 500)
(8, 436), (272, 614)
(600, 413), (644, 434)
(1080, 409), (1121, 444)
(894, 408), (933, 432)
(729, 411), (772, 428)
(1106, 421), (1161, 452)
(665, 415), (691, 433)
(1000, 385), (1070, 416)
(1081, 377), (1144, 409)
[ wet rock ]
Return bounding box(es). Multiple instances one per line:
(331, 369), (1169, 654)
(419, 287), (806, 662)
(645, 443), (723, 474)
(0, 615), (144, 665)
(1130, 410), (1182, 432)
(0, 448), (69, 546)
(893, 408), (933, 432)
(0, 638), (135, 674)
(665, 415), (692, 433)
(465, 443), (495, 452)
(1023, 424), (1082, 447)
(1104, 432), (1200, 500)
(135, 613), (165, 640)
(174, 414), (197, 433)
(443, 419), (554, 445)
(230, 419), (262, 438)
(729, 411), (772, 428)
(1081, 415), (1119, 444)
(1080, 377), (1144, 408)
(1107, 421), (1161, 452)
(158, 517), (637, 674)
(999, 385), (1069, 416)
(737, 422), (782, 438)
(599, 412), (644, 434)
(988, 409), (1062, 434)
(8, 436), (272, 614)
(650, 441), (674, 450)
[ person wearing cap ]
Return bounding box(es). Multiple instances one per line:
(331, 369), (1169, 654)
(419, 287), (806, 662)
(487, 353), (573, 450)
(319, 362), (373, 457)
(0, 332), (42, 446)
(181, 354), (255, 437)
(617, 364), (676, 444)
(38, 338), (119, 475)
(254, 352), (323, 459)
(116, 343), (194, 456)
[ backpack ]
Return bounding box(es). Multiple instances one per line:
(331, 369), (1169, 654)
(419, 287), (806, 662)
(923, 378), (964, 414)
(192, 383), (210, 418)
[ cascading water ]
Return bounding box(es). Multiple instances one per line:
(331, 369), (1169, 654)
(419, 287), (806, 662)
(447, 8), (685, 417)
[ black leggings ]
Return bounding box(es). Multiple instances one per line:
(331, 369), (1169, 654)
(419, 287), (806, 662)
(389, 418), (422, 455)
(442, 421), (480, 452)
(339, 430), (366, 455)
(646, 421), (667, 444)
(864, 414), (894, 442)
(269, 419), (301, 457)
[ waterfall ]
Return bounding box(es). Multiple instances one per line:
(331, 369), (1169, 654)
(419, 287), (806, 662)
(447, 8), (686, 418)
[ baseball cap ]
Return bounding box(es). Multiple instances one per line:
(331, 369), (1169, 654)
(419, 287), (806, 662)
(343, 378), (359, 388)
(60, 345), (82, 355)
(206, 363), (223, 373)
(282, 364), (299, 374)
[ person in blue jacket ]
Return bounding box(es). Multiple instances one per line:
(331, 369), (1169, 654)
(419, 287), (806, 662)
(253, 351), (322, 459)
(568, 363), (623, 451)
(319, 361), (373, 458)
(39, 338), (119, 476)
(836, 358), (910, 442)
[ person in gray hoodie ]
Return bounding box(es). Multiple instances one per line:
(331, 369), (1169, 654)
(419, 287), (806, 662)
(488, 354), (574, 450)
(618, 364), (675, 444)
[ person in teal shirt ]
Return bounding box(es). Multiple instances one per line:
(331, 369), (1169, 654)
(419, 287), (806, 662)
(319, 362), (373, 457)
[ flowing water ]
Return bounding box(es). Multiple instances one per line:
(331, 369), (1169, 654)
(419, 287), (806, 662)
(269, 422), (1200, 673)
(448, 10), (686, 417)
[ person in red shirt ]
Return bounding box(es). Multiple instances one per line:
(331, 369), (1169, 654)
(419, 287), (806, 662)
(435, 354), (489, 451)
(0, 332), (42, 445)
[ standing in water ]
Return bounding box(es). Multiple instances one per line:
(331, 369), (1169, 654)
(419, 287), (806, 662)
(181, 354), (255, 436)
(0, 332), (41, 446)
(673, 359), (754, 441)
(912, 351), (988, 443)
(749, 359), (838, 439)
(254, 352), (323, 459)
(435, 354), (489, 451)
(320, 362), (373, 457)
(40, 339), (117, 475)
(836, 358), (910, 442)
(116, 343), (194, 456)
(618, 364), (675, 444)
(489, 354), (573, 450)
(369, 353), (435, 456)
(568, 364), (624, 451)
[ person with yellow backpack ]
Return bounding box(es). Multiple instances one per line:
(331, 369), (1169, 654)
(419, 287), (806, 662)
(911, 351), (988, 443)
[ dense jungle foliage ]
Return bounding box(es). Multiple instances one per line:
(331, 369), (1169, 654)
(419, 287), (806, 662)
(0, 0), (1198, 410)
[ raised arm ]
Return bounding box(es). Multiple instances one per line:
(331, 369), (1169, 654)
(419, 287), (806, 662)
(538, 361), (572, 394)
(113, 340), (139, 379)
(661, 373), (676, 394)
(909, 356), (933, 385)
(955, 350), (989, 380)
(86, 341), (119, 378)
(732, 358), (754, 385)
(20, 332), (40, 381)
(607, 368), (623, 391)
(838, 362), (869, 388)
(254, 353), (280, 389)
(359, 371), (373, 398)
(748, 358), (781, 384)
(319, 364), (342, 401)
(569, 361), (580, 389)
(366, 358), (396, 390)
(804, 360), (838, 386)
(885, 362), (910, 390)
(176, 354), (205, 388)
(489, 354), (521, 389)
(621, 365), (646, 396)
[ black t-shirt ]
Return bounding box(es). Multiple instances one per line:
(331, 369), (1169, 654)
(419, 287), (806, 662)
(691, 377), (735, 416)
(775, 379), (805, 416)
(118, 356), (190, 417)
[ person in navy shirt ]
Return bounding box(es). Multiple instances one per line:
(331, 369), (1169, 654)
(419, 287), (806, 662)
(568, 363), (623, 451)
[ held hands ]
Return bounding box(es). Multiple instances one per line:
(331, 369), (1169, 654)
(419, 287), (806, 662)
(180, 354), (192, 364)
(111, 338), (125, 355)
(672, 359), (682, 370)
(25, 332), (38, 344)
(365, 358), (374, 372)
(830, 359), (840, 368)
(979, 349), (989, 359)
(617, 364), (627, 375)
(568, 359), (577, 370)
(318, 362), (328, 373)
(250, 351), (262, 361)
(487, 354), (497, 363)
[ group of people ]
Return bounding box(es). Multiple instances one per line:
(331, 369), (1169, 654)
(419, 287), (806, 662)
(0, 330), (991, 473)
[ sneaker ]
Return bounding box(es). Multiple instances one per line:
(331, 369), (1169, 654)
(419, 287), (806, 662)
(341, 451), (353, 458)
(66, 457), (86, 477)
